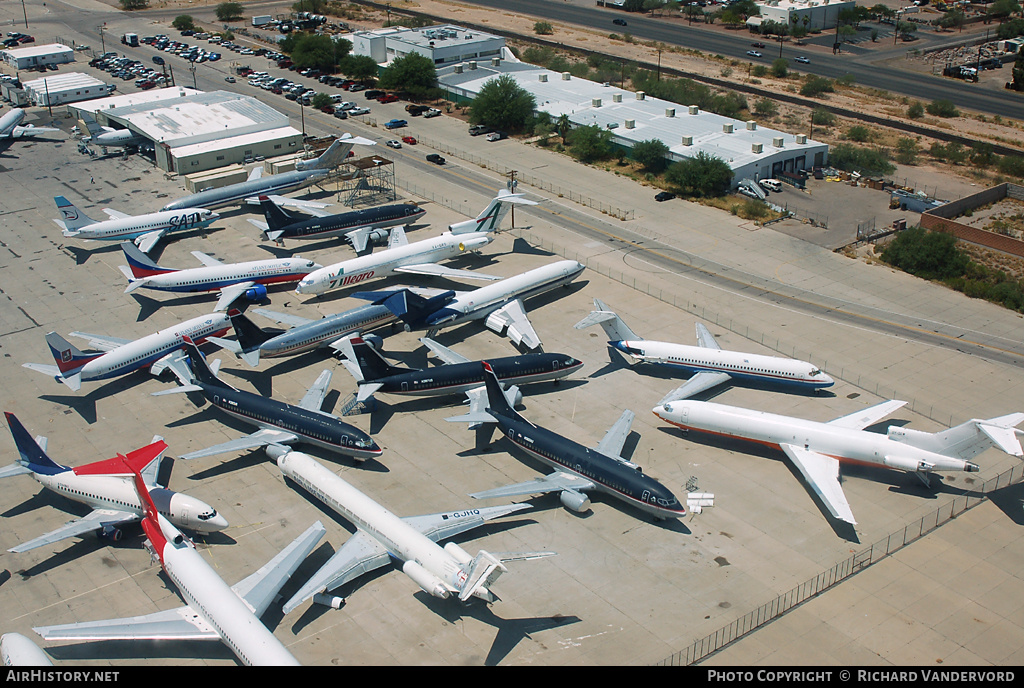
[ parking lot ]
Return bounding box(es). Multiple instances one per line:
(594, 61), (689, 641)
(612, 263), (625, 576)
(3, 3), (1024, 668)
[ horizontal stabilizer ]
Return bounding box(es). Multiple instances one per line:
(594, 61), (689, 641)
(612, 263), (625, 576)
(151, 385), (204, 396)
(445, 411), (498, 425)
(977, 414), (1024, 457)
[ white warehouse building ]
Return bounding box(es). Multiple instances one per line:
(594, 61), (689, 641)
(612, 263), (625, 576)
(438, 59), (828, 184)
(752, 0), (857, 32)
(0, 43), (74, 70)
(23, 73), (112, 106)
(351, 24), (506, 67)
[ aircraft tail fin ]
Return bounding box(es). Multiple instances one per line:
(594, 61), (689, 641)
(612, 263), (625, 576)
(449, 189), (539, 235)
(334, 335), (407, 382)
(53, 196), (96, 233)
(257, 196), (296, 232)
(354, 289), (456, 330)
(457, 550), (506, 602)
(480, 361), (526, 422)
(179, 337), (232, 390)
(225, 308), (277, 355)
(79, 113), (106, 138)
(3, 413), (69, 476)
(44, 331), (100, 378)
(120, 241), (175, 280)
(299, 134), (374, 171)
(888, 413), (1024, 461)
(573, 298), (642, 342)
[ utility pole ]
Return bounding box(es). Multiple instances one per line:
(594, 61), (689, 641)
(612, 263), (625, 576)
(98, 24), (107, 55)
(21, 0), (28, 29)
(507, 171), (518, 227)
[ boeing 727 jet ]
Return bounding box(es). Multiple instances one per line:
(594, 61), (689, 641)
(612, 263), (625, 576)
(277, 450), (552, 613)
(22, 312), (231, 391)
(653, 398), (1024, 526)
(575, 299), (833, 403)
(118, 241), (321, 311)
(0, 108), (60, 140)
(1, 412), (227, 553)
(154, 338), (382, 462)
(448, 363), (687, 520)
(251, 195), (427, 248)
(79, 112), (145, 152)
(32, 459), (325, 666)
(54, 196), (218, 254)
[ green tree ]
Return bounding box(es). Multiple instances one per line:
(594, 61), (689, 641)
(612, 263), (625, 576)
(555, 114), (572, 144)
(771, 58), (788, 78)
(631, 139), (670, 173)
(215, 2), (244, 21)
(291, 34), (342, 71)
(172, 15), (196, 32)
(988, 0), (1022, 22)
(378, 52), (438, 97)
(829, 143), (895, 176)
(567, 124), (614, 163)
(119, 0), (149, 9)
(469, 74), (537, 133)
(753, 97), (779, 117)
(534, 22), (554, 35)
(881, 227), (968, 281)
(340, 55), (379, 82)
(665, 152), (733, 198)
(895, 137), (919, 165)
(800, 75), (835, 97)
(907, 101), (925, 119)
(312, 92), (333, 110)
(846, 125), (871, 142)
(1012, 49), (1024, 91)
(811, 107), (836, 126)
(926, 99), (960, 118)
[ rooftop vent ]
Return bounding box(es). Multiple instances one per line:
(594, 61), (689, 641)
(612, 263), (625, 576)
(689, 105), (699, 115)
(682, 135), (693, 146)
(612, 93), (622, 103)
(468, 60), (477, 70)
(625, 119), (635, 129)
(666, 108), (676, 118)
(636, 91), (645, 100)
(592, 98), (602, 108)
(746, 120), (757, 130)
(752, 142), (763, 154)
(562, 72), (571, 80)
(538, 73), (548, 82)
(773, 136), (784, 148)
(491, 57), (500, 66)
(723, 123), (734, 134)
(454, 64), (463, 73)
(796, 133), (807, 144)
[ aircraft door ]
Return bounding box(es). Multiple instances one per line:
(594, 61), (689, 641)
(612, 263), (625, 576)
(401, 381), (409, 392)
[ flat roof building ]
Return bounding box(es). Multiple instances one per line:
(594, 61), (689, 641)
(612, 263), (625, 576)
(23, 73), (112, 106)
(438, 59), (828, 184)
(751, 0), (857, 32)
(1, 43), (74, 70)
(351, 24), (505, 67)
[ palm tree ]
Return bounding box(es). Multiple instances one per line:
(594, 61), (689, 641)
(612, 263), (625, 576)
(556, 114), (571, 145)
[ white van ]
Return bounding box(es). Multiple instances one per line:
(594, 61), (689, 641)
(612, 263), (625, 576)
(759, 179), (782, 193)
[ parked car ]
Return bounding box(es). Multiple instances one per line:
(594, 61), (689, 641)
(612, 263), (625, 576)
(486, 131), (505, 142)
(364, 89), (384, 100)
(426, 153), (446, 165)
(401, 135), (417, 145)
(423, 108), (442, 118)
(655, 191), (676, 202)
(348, 106), (370, 115)
(613, 18), (628, 26)
(405, 104), (428, 116)
(746, 50), (762, 58)
(386, 139), (402, 149)
(384, 119), (407, 129)
(794, 56), (810, 64)
(468, 124), (491, 136)
(378, 94), (399, 104)
(333, 109), (348, 119)
(751, 42), (766, 48)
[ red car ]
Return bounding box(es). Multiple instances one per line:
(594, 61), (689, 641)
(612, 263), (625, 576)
(401, 135), (417, 145)
(378, 94), (399, 103)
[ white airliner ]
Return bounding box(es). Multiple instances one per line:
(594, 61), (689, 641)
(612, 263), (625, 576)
(79, 112), (145, 151)
(1, 633), (53, 666)
(1, 412), (228, 553)
(118, 241), (322, 311)
(22, 311), (231, 391)
(33, 459), (326, 666)
(53, 196), (218, 254)
(653, 398), (1024, 525)
(294, 190), (538, 297)
(277, 450), (553, 613)
(353, 259), (586, 350)
(0, 108), (60, 140)
(575, 299), (834, 403)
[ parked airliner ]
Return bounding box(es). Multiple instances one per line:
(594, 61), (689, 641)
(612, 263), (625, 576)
(353, 259), (586, 350)
(251, 195), (426, 247)
(653, 398), (1024, 526)
(1, 412), (227, 553)
(22, 312), (231, 392)
(118, 241), (321, 311)
(80, 112), (145, 152)
(575, 299), (833, 403)
(0, 109), (60, 140)
(449, 363), (687, 519)
(1, 634), (52, 666)
(54, 196), (218, 254)
(155, 338), (382, 462)
(33, 458), (325, 666)
(277, 450), (552, 613)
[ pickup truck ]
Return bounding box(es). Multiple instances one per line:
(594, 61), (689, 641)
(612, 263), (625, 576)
(384, 119), (407, 130)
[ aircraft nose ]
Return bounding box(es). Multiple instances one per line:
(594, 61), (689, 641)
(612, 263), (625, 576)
(206, 513), (230, 530)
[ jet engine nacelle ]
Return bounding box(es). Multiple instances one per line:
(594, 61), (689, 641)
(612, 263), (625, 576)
(98, 525), (123, 542)
(443, 541), (473, 565)
(502, 384), (523, 408)
(244, 283), (268, 302)
(559, 489), (591, 513)
(362, 334), (383, 351)
(402, 560), (449, 599)
(882, 455), (934, 473)
(264, 444), (291, 460)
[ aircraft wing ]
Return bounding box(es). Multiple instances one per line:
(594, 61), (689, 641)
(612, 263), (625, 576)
(101, 209), (131, 221)
(213, 282), (255, 312)
(695, 323), (721, 350)
(231, 520), (325, 618)
(149, 350), (194, 386)
(826, 400), (907, 431)
(180, 428), (298, 460)
(484, 299), (541, 350)
(281, 530), (391, 614)
(657, 371), (733, 405)
(8, 508), (139, 554)
(393, 263), (501, 282)
(779, 443), (857, 525)
(247, 167), (263, 182)
(402, 503), (531, 543)
(252, 308), (314, 328)
(10, 126), (61, 138)
(296, 370), (332, 412)
(420, 337), (470, 365)
(388, 226), (409, 249)
(134, 230), (167, 255)
(34, 606), (221, 643)
(68, 332), (132, 351)
(593, 409), (635, 462)
(470, 471), (595, 501)
(190, 251), (223, 268)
